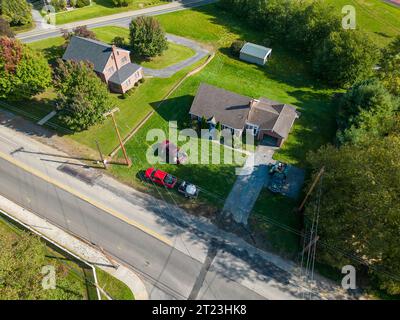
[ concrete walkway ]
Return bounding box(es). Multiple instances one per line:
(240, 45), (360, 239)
(0, 194), (148, 300)
(223, 144), (276, 225)
(142, 34), (210, 78)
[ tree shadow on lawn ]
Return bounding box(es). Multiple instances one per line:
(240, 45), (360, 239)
(41, 45), (65, 66)
(149, 94), (195, 130)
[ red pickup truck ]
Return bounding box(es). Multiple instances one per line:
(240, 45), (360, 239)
(145, 168), (178, 189)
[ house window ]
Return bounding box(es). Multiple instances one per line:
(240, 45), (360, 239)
(121, 56), (128, 64)
(245, 123), (259, 136)
(126, 79), (131, 86)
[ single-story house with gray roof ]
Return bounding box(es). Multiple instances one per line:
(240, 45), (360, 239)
(62, 36), (143, 94)
(189, 83), (299, 147)
(240, 42), (272, 66)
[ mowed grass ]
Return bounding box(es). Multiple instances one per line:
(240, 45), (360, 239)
(96, 268), (134, 300)
(55, 0), (166, 25)
(139, 42), (195, 69)
(324, 0), (400, 47)
(92, 26), (196, 69)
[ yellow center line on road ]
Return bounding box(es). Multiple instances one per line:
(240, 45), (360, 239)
(0, 150), (173, 247)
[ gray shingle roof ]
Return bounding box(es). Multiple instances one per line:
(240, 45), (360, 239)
(189, 83), (299, 138)
(240, 42), (272, 59)
(108, 63), (142, 85)
(247, 99), (299, 138)
(189, 83), (252, 130)
(62, 36), (114, 73)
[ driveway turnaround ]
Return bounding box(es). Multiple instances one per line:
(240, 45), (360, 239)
(223, 144), (276, 225)
(142, 34), (210, 78)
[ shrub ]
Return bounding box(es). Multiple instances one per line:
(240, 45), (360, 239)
(0, 0), (32, 26)
(111, 36), (127, 48)
(112, 0), (130, 7)
(0, 17), (14, 37)
(52, 0), (68, 12)
(75, 0), (91, 8)
(230, 40), (245, 57)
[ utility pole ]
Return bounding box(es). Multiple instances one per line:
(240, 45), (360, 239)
(104, 108), (131, 167)
(298, 166), (325, 212)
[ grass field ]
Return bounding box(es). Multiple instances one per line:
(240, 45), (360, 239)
(55, 0), (166, 25)
(325, 0), (400, 47)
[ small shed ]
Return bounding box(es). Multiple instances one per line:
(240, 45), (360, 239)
(240, 42), (272, 66)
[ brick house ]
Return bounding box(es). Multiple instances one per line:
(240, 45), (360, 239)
(189, 83), (299, 147)
(62, 36), (144, 94)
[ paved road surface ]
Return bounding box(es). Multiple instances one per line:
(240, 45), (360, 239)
(18, 0), (217, 43)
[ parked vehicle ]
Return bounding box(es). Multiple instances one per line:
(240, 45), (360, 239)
(268, 172), (286, 193)
(178, 181), (200, 199)
(159, 140), (188, 164)
(268, 162), (288, 193)
(144, 168), (178, 189)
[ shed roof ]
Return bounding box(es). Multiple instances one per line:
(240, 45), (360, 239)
(240, 42), (272, 59)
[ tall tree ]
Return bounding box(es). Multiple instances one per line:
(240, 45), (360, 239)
(53, 59), (111, 131)
(0, 0), (32, 26)
(0, 37), (51, 99)
(129, 16), (168, 58)
(0, 16), (13, 37)
(313, 30), (380, 88)
(306, 136), (400, 295)
(379, 35), (400, 96)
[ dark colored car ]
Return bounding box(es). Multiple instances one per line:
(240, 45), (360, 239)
(145, 168), (178, 189)
(268, 172), (286, 194)
(159, 140), (188, 164)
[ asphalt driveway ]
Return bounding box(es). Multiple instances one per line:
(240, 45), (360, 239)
(222, 145), (276, 225)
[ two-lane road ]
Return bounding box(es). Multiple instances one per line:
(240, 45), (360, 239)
(18, 0), (217, 43)
(0, 154), (274, 300)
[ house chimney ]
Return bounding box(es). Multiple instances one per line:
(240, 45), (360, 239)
(112, 45), (119, 71)
(249, 99), (259, 109)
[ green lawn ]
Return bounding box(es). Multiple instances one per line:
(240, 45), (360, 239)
(92, 26), (196, 69)
(55, 0), (167, 25)
(139, 42), (195, 69)
(96, 268), (134, 300)
(324, 0), (400, 47)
